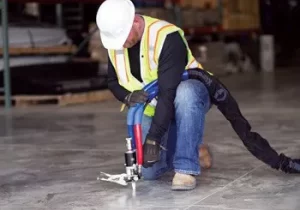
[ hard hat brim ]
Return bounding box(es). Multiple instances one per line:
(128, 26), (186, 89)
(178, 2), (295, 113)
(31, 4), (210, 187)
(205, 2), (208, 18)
(99, 3), (135, 50)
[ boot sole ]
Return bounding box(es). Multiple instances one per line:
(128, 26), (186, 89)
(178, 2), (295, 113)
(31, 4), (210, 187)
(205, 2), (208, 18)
(171, 184), (196, 191)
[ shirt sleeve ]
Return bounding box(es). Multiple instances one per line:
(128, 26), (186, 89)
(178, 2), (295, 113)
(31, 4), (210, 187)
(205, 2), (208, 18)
(147, 32), (188, 142)
(107, 56), (131, 102)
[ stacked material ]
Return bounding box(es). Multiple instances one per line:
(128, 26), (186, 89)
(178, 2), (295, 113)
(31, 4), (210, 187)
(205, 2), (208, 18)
(179, 0), (221, 28)
(179, 0), (219, 9)
(135, 8), (176, 24)
(0, 25), (75, 71)
(222, 0), (260, 30)
(0, 26), (72, 48)
(179, 0), (259, 30)
(181, 8), (221, 27)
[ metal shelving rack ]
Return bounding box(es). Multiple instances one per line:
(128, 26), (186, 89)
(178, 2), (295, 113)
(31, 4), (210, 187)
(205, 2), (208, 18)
(1, 0), (105, 109)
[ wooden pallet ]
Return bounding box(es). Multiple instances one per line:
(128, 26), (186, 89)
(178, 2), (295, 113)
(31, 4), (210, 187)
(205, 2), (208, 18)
(0, 45), (77, 56)
(0, 89), (115, 107)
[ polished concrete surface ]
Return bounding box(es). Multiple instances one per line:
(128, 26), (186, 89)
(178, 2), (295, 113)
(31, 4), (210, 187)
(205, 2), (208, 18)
(0, 70), (299, 210)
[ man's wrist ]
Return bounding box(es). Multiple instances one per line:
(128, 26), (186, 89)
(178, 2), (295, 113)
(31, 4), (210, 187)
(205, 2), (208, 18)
(123, 92), (132, 104)
(146, 133), (161, 144)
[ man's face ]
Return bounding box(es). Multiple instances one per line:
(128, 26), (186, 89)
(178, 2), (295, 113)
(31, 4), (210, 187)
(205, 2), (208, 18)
(123, 24), (139, 48)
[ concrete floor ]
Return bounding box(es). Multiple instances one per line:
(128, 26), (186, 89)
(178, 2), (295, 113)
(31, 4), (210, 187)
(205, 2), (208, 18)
(0, 70), (300, 210)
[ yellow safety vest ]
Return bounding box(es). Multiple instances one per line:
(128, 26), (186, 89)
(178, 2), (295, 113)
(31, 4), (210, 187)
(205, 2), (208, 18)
(108, 15), (207, 117)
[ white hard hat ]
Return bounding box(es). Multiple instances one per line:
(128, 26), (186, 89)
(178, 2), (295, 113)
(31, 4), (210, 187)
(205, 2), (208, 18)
(96, 0), (135, 50)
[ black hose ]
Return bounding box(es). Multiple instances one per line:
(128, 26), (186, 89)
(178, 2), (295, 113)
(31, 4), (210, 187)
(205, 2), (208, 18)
(187, 68), (280, 169)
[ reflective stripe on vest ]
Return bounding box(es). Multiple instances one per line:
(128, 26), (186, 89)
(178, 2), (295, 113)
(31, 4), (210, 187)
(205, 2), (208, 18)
(108, 16), (207, 116)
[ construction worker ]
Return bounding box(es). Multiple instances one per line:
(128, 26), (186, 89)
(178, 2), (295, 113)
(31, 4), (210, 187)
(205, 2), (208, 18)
(96, 0), (300, 190)
(96, 0), (211, 190)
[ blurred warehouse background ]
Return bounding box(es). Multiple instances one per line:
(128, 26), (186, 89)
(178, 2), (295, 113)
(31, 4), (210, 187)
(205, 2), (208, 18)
(0, 0), (300, 104)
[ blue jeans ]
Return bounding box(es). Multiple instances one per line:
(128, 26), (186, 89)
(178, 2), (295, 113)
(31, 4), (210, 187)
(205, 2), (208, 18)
(141, 79), (211, 180)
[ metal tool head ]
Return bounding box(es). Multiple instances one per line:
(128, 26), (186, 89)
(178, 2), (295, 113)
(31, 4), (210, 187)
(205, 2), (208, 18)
(97, 172), (129, 186)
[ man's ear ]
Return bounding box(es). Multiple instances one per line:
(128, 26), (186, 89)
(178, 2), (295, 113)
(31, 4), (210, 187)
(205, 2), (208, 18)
(133, 15), (139, 24)
(132, 16), (140, 29)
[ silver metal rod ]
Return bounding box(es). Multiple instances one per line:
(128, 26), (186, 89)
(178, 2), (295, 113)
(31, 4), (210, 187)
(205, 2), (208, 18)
(126, 137), (132, 151)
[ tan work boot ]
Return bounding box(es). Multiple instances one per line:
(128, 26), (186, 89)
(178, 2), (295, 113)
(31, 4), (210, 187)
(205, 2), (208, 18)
(199, 144), (212, 169)
(171, 173), (196, 191)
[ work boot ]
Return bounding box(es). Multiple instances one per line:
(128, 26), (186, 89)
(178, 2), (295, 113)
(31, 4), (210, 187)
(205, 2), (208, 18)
(199, 144), (212, 169)
(171, 173), (196, 191)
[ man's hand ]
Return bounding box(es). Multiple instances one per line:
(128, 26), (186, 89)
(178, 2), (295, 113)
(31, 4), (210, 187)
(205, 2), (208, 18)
(279, 153), (300, 173)
(124, 90), (148, 107)
(143, 137), (160, 168)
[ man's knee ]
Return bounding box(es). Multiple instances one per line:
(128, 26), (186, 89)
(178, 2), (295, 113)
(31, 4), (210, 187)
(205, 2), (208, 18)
(141, 162), (170, 180)
(142, 168), (159, 180)
(175, 79), (210, 109)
